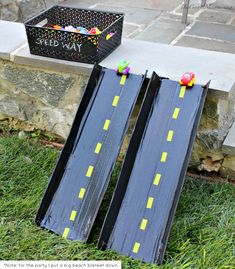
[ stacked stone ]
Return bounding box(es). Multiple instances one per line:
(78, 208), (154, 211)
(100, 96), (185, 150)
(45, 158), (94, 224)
(0, 0), (64, 22)
(0, 60), (88, 140)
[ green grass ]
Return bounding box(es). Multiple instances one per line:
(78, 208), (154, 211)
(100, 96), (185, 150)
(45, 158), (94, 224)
(0, 134), (234, 269)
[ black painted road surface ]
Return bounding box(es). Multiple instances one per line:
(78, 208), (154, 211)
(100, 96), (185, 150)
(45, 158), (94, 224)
(102, 79), (207, 263)
(40, 68), (144, 241)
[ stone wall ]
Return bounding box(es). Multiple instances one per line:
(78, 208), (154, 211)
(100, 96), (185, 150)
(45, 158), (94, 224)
(0, 0), (64, 22)
(0, 59), (88, 138)
(190, 90), (235, 177)
(0, 60), (235, 178)
(0, 58), (234, 179)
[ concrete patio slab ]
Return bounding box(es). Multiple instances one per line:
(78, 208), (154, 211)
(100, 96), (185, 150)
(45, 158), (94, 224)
(46, 0), (65, 8)
(161, 13), (185, 21)
(63, 0), (107, 8)
(176, 36), (235, 54)
(197, 10), (234, 24)
(0, 20), (27, 60)
(123, 23), (140, 38)
(211, 0), (235, 10)
(187, 22), (235, 43)
(174, 4), (200, 15)
(104, 0), (182, 10)
(90, 4), (162, 25)
(134, 18), (185, 44)
(17, 0), (45, 21)
(64, 0), (182, 11)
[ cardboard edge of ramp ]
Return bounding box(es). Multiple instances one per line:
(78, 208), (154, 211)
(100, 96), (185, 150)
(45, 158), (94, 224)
(35, 64), (103, 226)
(35, 64), (146, 242)
(98, 74), (210, 264)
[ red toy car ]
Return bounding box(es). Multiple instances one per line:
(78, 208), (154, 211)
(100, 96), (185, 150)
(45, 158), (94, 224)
(180, 72), (195, 87)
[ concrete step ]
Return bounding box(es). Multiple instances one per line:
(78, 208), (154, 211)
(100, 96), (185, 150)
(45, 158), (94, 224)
(222, 120), (235, 155)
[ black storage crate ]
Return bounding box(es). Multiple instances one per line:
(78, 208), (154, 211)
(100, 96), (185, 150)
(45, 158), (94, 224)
(24, 5), (124, 64)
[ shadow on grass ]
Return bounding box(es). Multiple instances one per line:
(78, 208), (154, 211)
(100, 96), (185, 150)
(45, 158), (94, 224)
(0, 135), (234, 269)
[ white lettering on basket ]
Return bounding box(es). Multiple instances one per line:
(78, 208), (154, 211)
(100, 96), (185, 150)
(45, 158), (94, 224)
(61, 42), (82, 52)
(35, 38), (82, 52)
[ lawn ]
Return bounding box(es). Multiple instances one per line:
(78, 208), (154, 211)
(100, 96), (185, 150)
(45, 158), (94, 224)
(0, 134), (234, 269)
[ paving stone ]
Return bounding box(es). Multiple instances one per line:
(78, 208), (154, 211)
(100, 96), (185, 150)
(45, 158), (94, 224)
(0, 20), (27, 60)
(123, 23), (140, 38)
(161, 13), (183, 21)
(197, 10), (234, 24)
(211, 0), (235, 10)
(187, 21), (235, 42)
(162, 12), (194, 23)
(174, 0), (204, 16)
(185, 0), (201, 7)
(0, 1), (20, 21)
(175, 36), (235, 54)
(63, 0), (104, 9)
(64, 1), (161, 25)
(64, 0), (182, 11)
(107, 0), (182, 10)
(17, 0), (46, 21)
(174, 4), (200, 15)
(45, 0), (65, 8)
(94, 4), (161, 25)
(134, 18), (185, 44)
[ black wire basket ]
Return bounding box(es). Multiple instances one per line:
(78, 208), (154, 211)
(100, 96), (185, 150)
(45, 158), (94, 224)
(24, 5), (124, 64)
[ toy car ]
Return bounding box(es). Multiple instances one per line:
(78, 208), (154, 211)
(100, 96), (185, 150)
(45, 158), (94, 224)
(115, 60), (130, 75)
(180, 72), (195, 87)
(89, 27), (101, 35)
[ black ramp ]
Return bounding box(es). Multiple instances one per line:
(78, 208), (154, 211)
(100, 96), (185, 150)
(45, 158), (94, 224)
(36, 66), (145, 241)
(99, 78), (209, 264)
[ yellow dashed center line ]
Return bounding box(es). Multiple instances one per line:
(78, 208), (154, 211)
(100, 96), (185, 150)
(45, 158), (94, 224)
(172, 107), (180, 119)
(112, 96), (120, 107)
(146, 197), (154, 209)
(179, 86), (186, 98)
(64, 98), (117, 239)
(78, 188), (86, 199)
(94, 142), (102, 154)
(120, 75), (127, 85)
(70, 210), (77, 221)
(62, 227), (70, 239)
(167, 130), (174, 142)
(161, 152), (168, 162)
(154, 173), (161, 186)
(132, 242), (140, 253)
(140, 218), (148, 230)
(103, 119), (111, 131)
(132, 88), (184, 250)
(86, 165), (94, 178)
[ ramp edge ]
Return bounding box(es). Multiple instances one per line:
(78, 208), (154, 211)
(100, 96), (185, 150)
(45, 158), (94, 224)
(156, 81), (210, 264)
(35, 64), (103, 226)
(98, 71), (162, 249)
